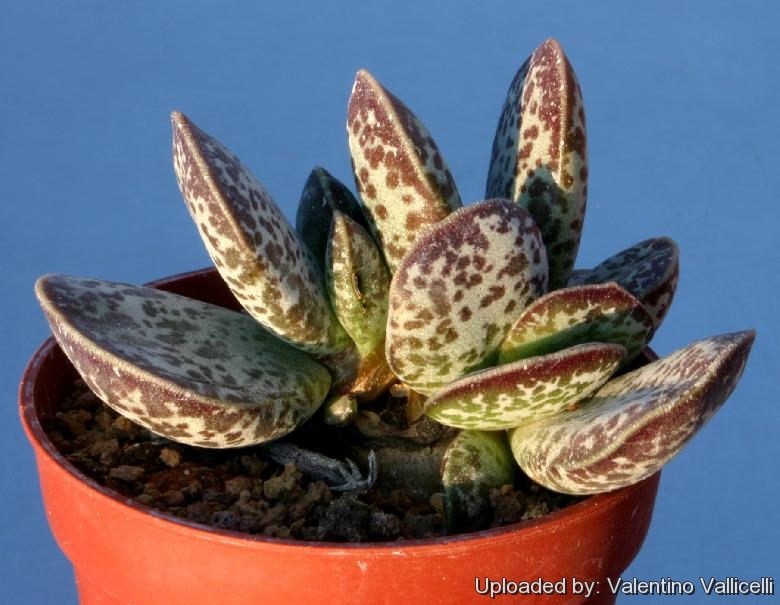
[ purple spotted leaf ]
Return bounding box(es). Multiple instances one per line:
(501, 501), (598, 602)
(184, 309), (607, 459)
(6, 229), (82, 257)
(568, 237), (679, 329)
(295, 166), (370, 263)
(326, 211), (390, 358)
(424, 343), (625, 430)
(498, 282), (655, 365)
(386, 199), (548, 395)
(347, 69), (462, 273)
(486, 38), (587, 290)
(171, 112), (354, 361)
(441, 430), (515, 532)
(35, 275), (331, 448)
(510, 331), (755, 495)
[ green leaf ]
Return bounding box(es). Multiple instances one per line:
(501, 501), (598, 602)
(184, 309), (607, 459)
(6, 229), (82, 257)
(486, 38), (587, 290)
(35, 275), (332, 448)
(510, 331), (755, 495)
(498, 282), (655, 365)
(295, 166), (370, 263)
(424, 343), (625, 430)
(171, 112), (353, 358)
(347, 69), (462, 273)
(568, 237), (679, 329)
(441, 430), (515, 533)
(326, 211), (390, 357)
(386, 199), (548, 395)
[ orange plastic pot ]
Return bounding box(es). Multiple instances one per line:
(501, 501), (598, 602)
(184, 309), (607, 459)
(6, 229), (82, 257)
(21, 268), (660, 605)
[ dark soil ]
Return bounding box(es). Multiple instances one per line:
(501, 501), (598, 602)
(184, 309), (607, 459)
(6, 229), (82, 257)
(43, 380), (578, 543)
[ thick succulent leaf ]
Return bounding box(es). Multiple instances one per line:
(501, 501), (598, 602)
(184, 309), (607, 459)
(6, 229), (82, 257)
(424, 343), (625, 430)
(486, 38), (587, 290)
(510, 331), (755, 495)
(326, 211), (390, 357)
(498, 282), (655, 365)
(347, 69), (462, 273)
(171, 112), (352, 358)
(441, 430), (515, 533)
(35, 275), (331, 448)
(568, 237), (679, 329)
(386, 199), (548, 395)
(295, 166), (370, 263)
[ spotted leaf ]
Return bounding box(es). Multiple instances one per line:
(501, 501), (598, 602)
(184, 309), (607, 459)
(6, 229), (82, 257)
(35, 275), (331, 448)
(441, 430), (515, 533)
(486, 38), (587, 290)
(498, 282), (655, 365)
(347, 69), (462, 273)
(568, 237), (679, 329)
(171, 112), (353, 359)
(424, 343), (625, 430)
(510, 331), (755, 495)
(386, 199), (548, 395)
(295, 166), (370, 263)
(326, 211), (390, 357)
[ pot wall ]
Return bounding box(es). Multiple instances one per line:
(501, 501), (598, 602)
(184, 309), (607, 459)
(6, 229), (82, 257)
(21, 268), (660, 605)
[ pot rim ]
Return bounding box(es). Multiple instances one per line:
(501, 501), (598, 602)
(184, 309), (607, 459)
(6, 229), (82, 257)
(20, 267), (661, 555)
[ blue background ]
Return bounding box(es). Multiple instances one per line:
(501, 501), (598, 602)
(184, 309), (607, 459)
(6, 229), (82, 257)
(2, 2), (777, 603)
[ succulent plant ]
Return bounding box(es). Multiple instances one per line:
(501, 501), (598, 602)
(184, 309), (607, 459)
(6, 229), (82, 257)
(36, 38), (754, 533)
